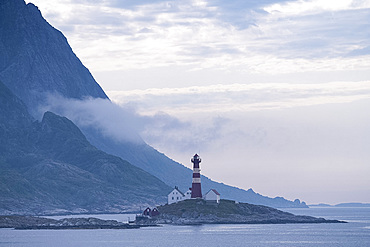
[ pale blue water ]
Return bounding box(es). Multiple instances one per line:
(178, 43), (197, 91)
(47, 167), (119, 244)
(1, 207), (369, 247)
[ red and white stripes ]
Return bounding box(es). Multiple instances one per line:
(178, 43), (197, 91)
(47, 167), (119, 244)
(191, 154), (202, 198)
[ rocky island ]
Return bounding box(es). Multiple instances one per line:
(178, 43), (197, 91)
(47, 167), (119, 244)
(0, 199), (345, 229)
(136, 199), (345, 225)
(0, 216), (139, 230)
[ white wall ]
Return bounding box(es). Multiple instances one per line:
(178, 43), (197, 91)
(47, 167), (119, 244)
(168, 189), (183, 204)
(204, 191), (220, 203)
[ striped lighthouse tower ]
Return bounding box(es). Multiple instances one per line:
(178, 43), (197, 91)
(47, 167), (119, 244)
(191, 154), (202, 198)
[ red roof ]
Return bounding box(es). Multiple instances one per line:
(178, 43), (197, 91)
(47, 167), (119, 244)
(211, 189), (220, 195)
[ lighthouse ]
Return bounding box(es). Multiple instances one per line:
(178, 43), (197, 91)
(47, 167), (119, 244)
(191, 154), (202, 198)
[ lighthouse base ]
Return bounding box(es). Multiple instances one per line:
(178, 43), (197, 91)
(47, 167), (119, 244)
(191, 183), (202, 198)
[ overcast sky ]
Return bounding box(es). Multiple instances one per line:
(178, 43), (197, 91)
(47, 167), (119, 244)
(28, 0), (370, 204)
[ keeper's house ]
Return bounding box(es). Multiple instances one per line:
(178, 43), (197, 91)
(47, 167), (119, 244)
(168, 186), (191, 204)
(203, 189), (220, 204)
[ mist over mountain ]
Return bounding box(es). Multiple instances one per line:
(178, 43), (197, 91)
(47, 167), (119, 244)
(0, 80), (170, 215)
(0, 0), (307, 213)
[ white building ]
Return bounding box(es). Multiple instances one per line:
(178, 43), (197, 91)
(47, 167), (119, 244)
(168, 187), (185, 204)
(203, 189), (220, 203)
(168, 187), (192, 204)
(184, 189), (192, 199)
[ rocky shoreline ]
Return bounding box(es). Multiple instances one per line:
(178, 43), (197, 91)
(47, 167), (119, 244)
(136, 199), (346, 225)
(1, 200), (346, 229)
(0, 216), (140, 230)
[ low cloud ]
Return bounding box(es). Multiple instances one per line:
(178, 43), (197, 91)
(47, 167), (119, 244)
(36, 93), (231, 151)
(38, 94), (145, 144)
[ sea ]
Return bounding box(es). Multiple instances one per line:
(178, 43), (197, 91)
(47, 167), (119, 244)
(0, 207), (369, 247)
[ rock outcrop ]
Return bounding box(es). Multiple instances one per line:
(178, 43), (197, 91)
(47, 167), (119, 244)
(0, 216), (139, 229)
(136, 199), (343, 225)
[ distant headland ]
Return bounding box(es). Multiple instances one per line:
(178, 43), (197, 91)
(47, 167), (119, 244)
(310, 203), (370, 208)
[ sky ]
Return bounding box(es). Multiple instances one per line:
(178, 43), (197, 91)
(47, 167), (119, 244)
(27, 0), (370, 204)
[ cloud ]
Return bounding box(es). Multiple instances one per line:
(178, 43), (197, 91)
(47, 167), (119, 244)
(106, 79), (370, 150)
(36, 93), (237, 170)
(38, 94), (145, 144)
(36, 92), (234, 152)
(264, 0), (370, 16)
(136, 94), (370, 203)
(108, 81), (370, 116)
(142, 113), (231, 154)
(105, 81), (370, 203)
(27, 0), (370, 76)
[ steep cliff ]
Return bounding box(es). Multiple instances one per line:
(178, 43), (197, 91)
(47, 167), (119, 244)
(0, 0), (107, 116)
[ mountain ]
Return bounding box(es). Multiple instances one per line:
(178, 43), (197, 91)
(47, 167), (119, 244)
(0, 80), (171, 215)
(310, 203), (370, 208)
(334, 203), (370, 207)
(0, 0), (307, 210)
(0, 0), (107, 116)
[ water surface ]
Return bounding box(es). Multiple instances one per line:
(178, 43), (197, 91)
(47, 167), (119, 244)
(1, 207), (369, 247)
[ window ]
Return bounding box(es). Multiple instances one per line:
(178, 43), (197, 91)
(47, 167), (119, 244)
(172, 197), (174, 200)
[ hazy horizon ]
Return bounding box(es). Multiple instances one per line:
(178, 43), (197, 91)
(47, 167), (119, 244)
(26, 0), (370, 205)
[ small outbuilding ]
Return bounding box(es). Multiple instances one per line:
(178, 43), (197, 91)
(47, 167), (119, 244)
(142, 207), (160, 217)
(184, 189), (192, 199)
(143, 207), (152, 216)
(151, 207), (160, 217)
(203, 189), (220, 204)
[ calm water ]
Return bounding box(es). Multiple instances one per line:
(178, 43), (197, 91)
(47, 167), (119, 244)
(1, 207), (369, 247)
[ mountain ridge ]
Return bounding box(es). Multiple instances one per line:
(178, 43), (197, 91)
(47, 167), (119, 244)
(0, 0), (108, 116)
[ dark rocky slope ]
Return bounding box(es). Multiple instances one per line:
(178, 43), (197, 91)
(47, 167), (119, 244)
(0, 81), (171, 215)
(0, 0), (107, 115)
